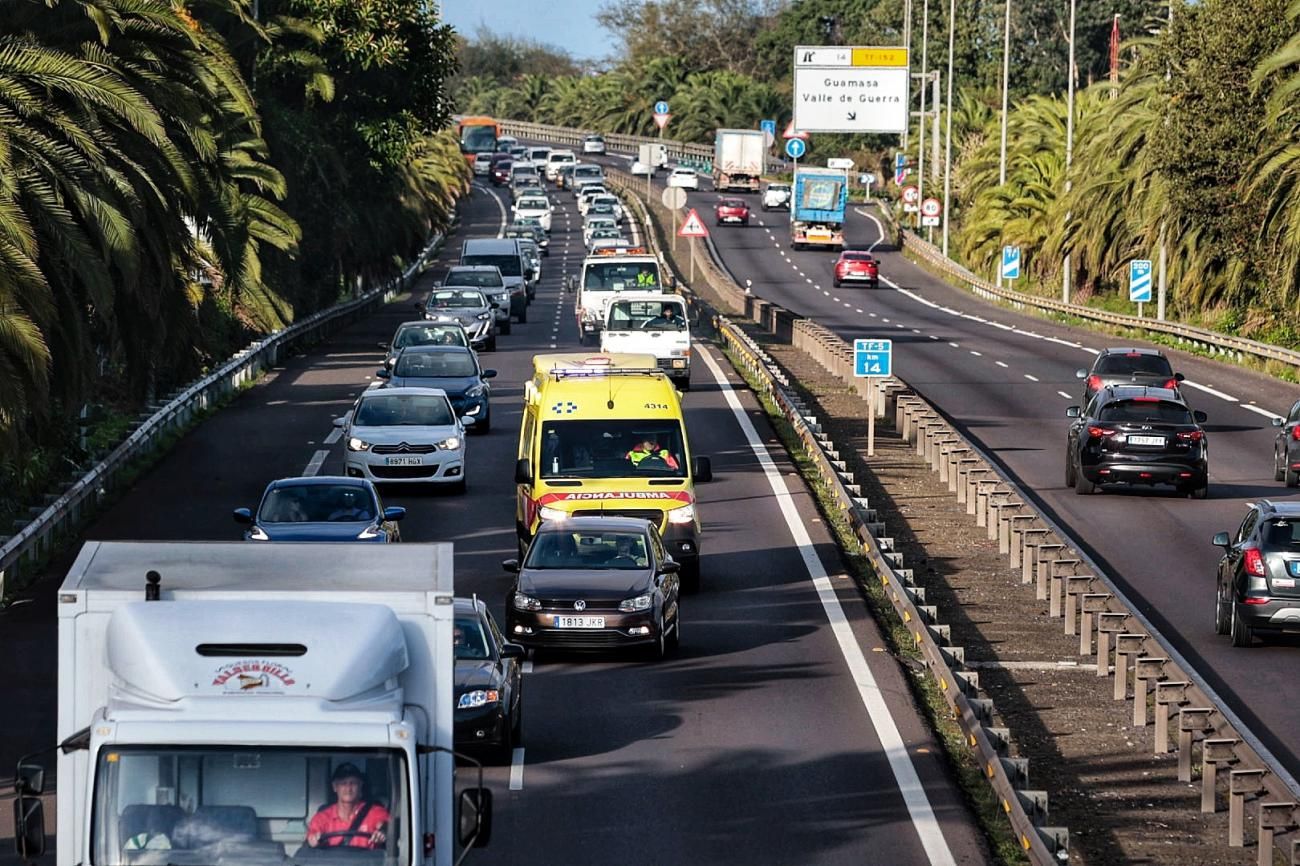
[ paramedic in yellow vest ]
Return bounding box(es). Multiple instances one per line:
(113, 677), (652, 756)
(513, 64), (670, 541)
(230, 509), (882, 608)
(626, 438), (679, 471)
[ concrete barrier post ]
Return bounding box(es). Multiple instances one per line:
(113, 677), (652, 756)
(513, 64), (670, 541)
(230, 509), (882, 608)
(1230, 770), (1268, 846)
(1133, 657), (1168, 727)
(1154, 681), (1190, 754)
(1201, 738), (1238, 813)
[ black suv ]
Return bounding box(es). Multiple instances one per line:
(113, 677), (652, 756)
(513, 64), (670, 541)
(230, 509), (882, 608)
(1065, 385), (1208, 497)
(1075, 347), (1184, 406)
(1270, 399), (1300, 486)
(1213, 500), (1300, 647)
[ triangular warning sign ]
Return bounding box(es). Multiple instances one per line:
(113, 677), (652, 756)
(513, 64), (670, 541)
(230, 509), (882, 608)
(677, 208), (708, 238)
(782, 120), (810, 140)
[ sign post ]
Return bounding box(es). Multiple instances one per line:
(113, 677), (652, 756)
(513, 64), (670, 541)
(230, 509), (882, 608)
(1001, 245), (1021, 287)
(894, 152), (907, 186)
(1129, 259), (1153, 318)
(678, 208), (709, 283)
(785, 137), (807, 226)
(854, 339), (893, 456)
(661, 186), (688, 256)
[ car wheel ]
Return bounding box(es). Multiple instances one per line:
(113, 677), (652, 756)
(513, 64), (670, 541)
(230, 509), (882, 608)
(715, 219), (722, 227)
(833, 278), (841, 288)
(499, 319), (511, 336)
(510, 697), (523, 743)
(1214, 588), (1230, 636)
(648, 616), (667, 661)
(1287, 465), (1300, 488)
(1275, 447), (1285, 482)
(1187, 481), (1208, 500)
(475, 410), (490, 434)
(1074, 470), (1096, 495)
(491, 713), (515, 765)
(1064, 453), (1077, 488)
(451, 477), (467, 495)
(742, 219), (749, 226)
(1230, 603), (1256, 648)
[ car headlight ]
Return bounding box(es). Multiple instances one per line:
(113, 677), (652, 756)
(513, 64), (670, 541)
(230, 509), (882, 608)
(357, 525), (383, 540)
(477, 312), (492, 320)
(537, 505), (568, 521)
(618, 593), (654, 612)
(465, 384), (486, 398)
(513, 592), (542, 611)
(347, 437), (371, 452)
(667, 504), (696, 525)
(437, 436), (461, 451)
(457, 689), (500, 709)
(248, 525), (269, 541)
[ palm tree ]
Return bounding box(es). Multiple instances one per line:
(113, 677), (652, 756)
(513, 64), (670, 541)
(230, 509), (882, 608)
(1251, 2), (1300, 302)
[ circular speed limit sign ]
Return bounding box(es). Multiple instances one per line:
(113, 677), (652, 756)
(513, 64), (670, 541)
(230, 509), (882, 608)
(901, 185), (920, 205)
(920, 197), (942, 217)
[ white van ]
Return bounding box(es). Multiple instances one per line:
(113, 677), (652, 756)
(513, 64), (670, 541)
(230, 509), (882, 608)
(600, 293), (691, 390)
(545, 149), (577, 181)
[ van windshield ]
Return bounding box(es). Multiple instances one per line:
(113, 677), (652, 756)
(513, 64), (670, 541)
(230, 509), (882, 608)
(582, 261), (660, 292)
(462, 253), (521, 278)
(540, 419), (686, 479)
(608, 299), (687, 331)
(92, 746), (410, 866)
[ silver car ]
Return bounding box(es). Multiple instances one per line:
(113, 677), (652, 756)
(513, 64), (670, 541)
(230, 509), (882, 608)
(381, 321), (469, 369)
(337, 388), (468, 491)
(517, 239), (543, 284)
(441, 265), (513, 335)
(423, 288), (497, 352)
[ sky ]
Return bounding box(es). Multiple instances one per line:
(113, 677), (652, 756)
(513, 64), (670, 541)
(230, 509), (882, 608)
(441, 0), (612, 62)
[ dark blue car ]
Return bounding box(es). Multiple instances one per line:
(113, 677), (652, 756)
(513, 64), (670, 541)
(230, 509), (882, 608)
(234, 476), (405, 542)
(377, 345), (497, 433)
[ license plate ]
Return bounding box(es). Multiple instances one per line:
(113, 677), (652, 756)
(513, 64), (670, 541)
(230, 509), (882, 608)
(553, 615), (605, 629)
(1127, 435), (1165, 446)
(1274, 577), (1297, 588)
(808, 232), (831, 240)
(385, 456), (423, 466)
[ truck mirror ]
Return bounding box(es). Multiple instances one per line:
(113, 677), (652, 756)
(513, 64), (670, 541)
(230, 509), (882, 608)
(514, 459), (532, 485)
(692, 456), (713, 483)
(16, 764), (44, 797)
(458, 787), (493, 848)
(13, 795), (45, 860)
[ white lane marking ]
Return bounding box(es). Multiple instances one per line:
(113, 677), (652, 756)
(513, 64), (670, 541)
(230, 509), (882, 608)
(856, 308), (864, 314)
(302, 449), (329, 477)
(881, 317), (890, 323)
(471, 182), (509, 234)
(1024, 374), (1039, 382)
(947, 342), (959, 348)
(1242, 404), (1284, 421)
(509, 748), (525, 790)
(928, 335), (939, 340)
(869, 312), (878, 317)
(911, 328), (921, 333)
(521, 660), (534, 674)
(833, 297), (842, 303)
(896, 323), (905, 329)
(324, 427), (343, 445)
(859, 208), (886, 253)
(1181, 380), (1238, 402)
(807, 278), (814, 284)
(995, 361), (1008, 368)
(1057, 391), (1073, 399)
(970, 351), (982, 356)
(844, 302), (852, 308)
(697, 346), (958, 866)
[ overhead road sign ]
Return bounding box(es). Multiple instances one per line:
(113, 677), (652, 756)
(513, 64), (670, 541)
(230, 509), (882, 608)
(1001, 245), (1021, 280)
(785, 138), (807, 160)
(794, 45), (910, 134)
(1129, 259), (1153, 303)
(678, 208), (709, 238)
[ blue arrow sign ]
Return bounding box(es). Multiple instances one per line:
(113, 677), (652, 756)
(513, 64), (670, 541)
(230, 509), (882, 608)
(654, 100), (670, 116)
(760, 119), (776, 137)
(854, 339), (893, 378)
(895, 152), (907, 170)
(1001, 245), (1021, 280)
(785, 138), (807, 159)
(1129, 259), (1153, 303)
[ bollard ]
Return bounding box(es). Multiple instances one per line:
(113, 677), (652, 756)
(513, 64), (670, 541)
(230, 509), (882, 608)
(1008, 516), (1038, 569)
(1020, 528), (1052, 584)
(1176, 706), (1213, 778)
(965, 469), (991, 514)
(1133, 657), (1168, 727)
(986, 492), (1013, 542)
(1257, 802), (1296, 866)
(1201, 738), (1238, 813)
(953, 458), (981, 500)
(1063, 575), (1092, 635)
(1048, 560), (1081, 618)
(1153, 680), (1189, 753)
(1036, 545), (1065, 600)
(1096, 613), (1128, 678)
(1079, 593), (1111, 656)
(1230, 769), (1268, 846)
(1114, 634), (1147, 700)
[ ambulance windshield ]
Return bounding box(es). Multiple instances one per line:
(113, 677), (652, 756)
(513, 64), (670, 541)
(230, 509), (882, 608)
(540, 420), (686, 478)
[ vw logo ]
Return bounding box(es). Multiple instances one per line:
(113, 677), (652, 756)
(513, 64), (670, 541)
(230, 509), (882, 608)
(573, 599), (587, 611)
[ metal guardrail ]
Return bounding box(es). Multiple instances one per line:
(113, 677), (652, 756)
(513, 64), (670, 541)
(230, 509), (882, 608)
(0, 231), (447, 599)
(900, 230), (1300, 374)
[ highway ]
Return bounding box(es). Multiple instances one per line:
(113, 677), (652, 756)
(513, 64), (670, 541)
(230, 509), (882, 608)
(609, 153), (1300, 783)
(0, 179), (989, 864)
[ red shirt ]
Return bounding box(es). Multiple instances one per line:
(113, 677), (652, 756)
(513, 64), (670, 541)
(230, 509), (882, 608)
(308, 801), (391, 849)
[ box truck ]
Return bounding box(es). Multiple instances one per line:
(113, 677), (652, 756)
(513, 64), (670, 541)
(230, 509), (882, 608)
(791, 167), (848, 250)
(637, 143), (669, 174)
(12, 541), (491, 866)
(712, 129), (766, 192)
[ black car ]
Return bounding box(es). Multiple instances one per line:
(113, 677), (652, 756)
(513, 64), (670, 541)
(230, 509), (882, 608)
(378, 345), (496, 432)
(504, 221), (549, 256)
(234, 476), (404, 542)
(454, 597), (525, 761)
(1065, 385), (1208, 498)
(1213, 500), (1300, 647)
(1270, 400), (1300, 486)
(1075, 347), (1183, 405)
(503, 516), (681, 659)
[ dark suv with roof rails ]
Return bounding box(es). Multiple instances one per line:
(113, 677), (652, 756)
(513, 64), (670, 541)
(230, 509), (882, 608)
(1213, 500), (1300, 646)
(1076, 347), (1184, 406)
(1065, 385), (1209, 498)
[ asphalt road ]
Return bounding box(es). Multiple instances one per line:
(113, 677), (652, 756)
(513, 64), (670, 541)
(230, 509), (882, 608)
(595, 150), (1300, 784)
(0, 177), (989, 865)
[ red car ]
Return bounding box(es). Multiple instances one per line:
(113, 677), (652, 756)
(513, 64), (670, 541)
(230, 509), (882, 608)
(490, 154), (513, 186)
(834, 251), (879, 288)
(714, 198), (751, 226)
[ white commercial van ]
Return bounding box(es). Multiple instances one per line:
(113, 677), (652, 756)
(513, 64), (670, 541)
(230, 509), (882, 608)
(600, 293), (691, 390)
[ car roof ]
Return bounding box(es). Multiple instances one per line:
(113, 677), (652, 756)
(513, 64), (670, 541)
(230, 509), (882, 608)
(1255, 500), (1300, 516)
(447, 265), (500, 274)
(1102, 384), (1183, 401)
(360, 385), (450, 400)
(398, 344), (474, 357)
(266, 475), (374, 491)
(394, 319), (465, 332)
(453, 596), (489, 616)
(536, 516), (654, 533)
(1099, 346), (1166, 357)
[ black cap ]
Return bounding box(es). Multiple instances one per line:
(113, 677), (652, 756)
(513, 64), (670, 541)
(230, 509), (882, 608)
(332, 763), (364, 782)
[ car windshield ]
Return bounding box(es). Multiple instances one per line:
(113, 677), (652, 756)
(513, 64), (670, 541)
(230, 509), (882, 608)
(394, 351), (476, 379)
(1098, 399), (1194, 424)
(586, 218), (617, 230)
(354, 393), (454, 427)
(462, 253), (522, 278)
(454, 615), (492, 660)
(444, 271), (501, 288)
(259, 484), (377, 523)
(1263, 519), (1300, 547)
(589, 203), (616, 215)
(608, 299), (687, 331)
(769, 184), (790, 192)
(591, 228), (622, 240)
(427, 290), (485, 309)
(525, 529), (650, 569)
(393, 324), (466, 349)
(1095, 353), (1173, 376)
(92, 746), (408, 866)
(517, 199), (547, 210)
(842, 253), (874, 262)
(720, 199), (744, 208)
(539, 419), (686, 478)
(582, 261), (660, 292)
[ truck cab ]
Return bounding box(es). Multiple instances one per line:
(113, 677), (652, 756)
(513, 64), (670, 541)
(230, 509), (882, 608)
(600, 294), (691, 390)
(568, 248), (666, 345)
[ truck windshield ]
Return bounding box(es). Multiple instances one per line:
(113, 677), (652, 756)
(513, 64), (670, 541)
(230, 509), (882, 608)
(92, 746), (410, 866)
(459, 125), (496, 155)
(540, 419), (686, 478)
(582, 261), (660, 292)
(608, 300), (687, 331)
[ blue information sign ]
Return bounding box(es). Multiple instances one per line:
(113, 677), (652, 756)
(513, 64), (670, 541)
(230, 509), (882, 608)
(654, 100), (670, 116)
(854, 339), (893, 378)
(1129, 259), (1153, 303)
(1001, 245), (1021, 280)
(760, 119), (776, 137)
(785, 138), (807, 159)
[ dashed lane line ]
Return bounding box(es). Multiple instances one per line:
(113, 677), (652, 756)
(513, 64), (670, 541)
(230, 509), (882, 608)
(324, 427), (343, 445)
(1024, 374), (1039, 382)
(509, 748), (525, 791)
(1057, 391), (1073, 399)
(301, 449), (329, 477)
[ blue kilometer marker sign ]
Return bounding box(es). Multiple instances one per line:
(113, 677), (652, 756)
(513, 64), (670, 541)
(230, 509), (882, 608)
(1129, 259), (1153, 303)
(854, 339), (892, 377)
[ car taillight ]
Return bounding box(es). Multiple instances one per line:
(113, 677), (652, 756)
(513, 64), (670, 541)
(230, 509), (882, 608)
(1290, 425), (1300, 441)
(1176, 430), (1204, 442)
(1164, 378), (1179, 389)
(1086, 375), (1102, 391)
(1244, 547), (1267, 578)
(1087, 426), (1117, 439)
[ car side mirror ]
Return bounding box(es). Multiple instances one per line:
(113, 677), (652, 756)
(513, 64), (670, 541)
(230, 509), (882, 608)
(412, 302), (424, 311)
(1213, 532), (1231, 548)
(659, 560), (681, 574)
(1273, 416), (1284, 427)
(383, 506), (406, 522)
(1065, 406), (1081, 418)
(482, 369), (498, 379)
(233, 507), (253, 525)
(461, 414), (476, 427)
(1175, 372), (1186, 382)
(1075, 369), (1087, 379)
(458, 787), (492, 848)
(1193, 410), (1208, 423)
(378, 341), (390, 350)
(13, 791), (45, 860)
(500, 642), (526, 659)
(514, 458), (533, 485)
(376, 369), (392, 379)
(332, 416), (347, 428)
(692, 455), (713, 482)
(502, 559), (521, 573)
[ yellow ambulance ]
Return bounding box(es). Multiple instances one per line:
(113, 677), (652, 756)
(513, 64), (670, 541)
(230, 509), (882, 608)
(515, 353), (712, 590)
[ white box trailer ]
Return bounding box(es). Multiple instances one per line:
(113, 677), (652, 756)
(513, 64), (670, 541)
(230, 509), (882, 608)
(12, 541), (490, 866)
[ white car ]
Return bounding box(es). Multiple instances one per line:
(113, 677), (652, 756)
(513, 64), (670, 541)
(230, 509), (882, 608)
(472, 153), (493, 176)
(577, 185), (609, 215)
(762, 183), (792, 210)
(582, 135), (607, 155)
(630, 160), (651, 176)
(588, 193), (624, 223)
(338, 388), (468, 490)
(512, 195), (553, 232)
(525, 146), (551, 172)
(667, 167), (700, 190)
(583, 215), (619, 246)
(545, 149), (577, 181)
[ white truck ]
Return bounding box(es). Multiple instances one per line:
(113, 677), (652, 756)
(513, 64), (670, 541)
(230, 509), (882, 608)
(600, 293), (692, 390)
(567, 248), (668, 346)
(713, 129), (766, 192)
(636, 143), (669, 175)
(12, 541), (491, 866)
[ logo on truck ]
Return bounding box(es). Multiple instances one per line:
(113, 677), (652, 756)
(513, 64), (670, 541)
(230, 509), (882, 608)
(213, 660), (297, 693)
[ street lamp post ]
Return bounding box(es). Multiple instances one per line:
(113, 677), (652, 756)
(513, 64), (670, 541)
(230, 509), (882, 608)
(1061, 0), (1077, 303)
(941, 0), (955, 257)
(996, 0), (1012, 287)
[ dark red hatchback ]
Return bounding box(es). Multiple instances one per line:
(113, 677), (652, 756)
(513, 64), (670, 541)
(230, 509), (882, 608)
(489, 154), (513, 186)
(714, 198), (751, 226)
(834, 251), (879, 288)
